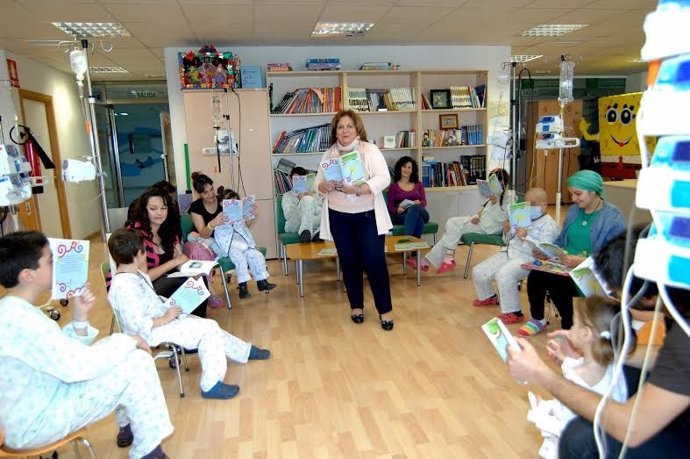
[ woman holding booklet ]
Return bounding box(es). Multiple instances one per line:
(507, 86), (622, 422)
(126, 187), (209, 318)
(315, 109), (395, 331)
(387, 156), (430, 239)
(518, 170), (625, 337)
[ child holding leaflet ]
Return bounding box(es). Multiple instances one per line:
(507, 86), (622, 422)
(471, 187), (560, 323)
(415, 168), (511, 274)
(107, 228), (271, 400)
(214, 187), (276, 299)
(0, 231), (173, 459)
(526, 297), (627, 458)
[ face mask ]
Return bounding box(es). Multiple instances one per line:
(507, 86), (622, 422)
(529, 206), (544, 219)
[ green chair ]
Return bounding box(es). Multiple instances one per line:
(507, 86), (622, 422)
(275, 194), (302, 275)
(459, 233), (506, 279)
(180, 214), (267, 308)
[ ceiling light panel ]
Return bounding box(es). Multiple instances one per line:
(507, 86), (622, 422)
(520, 24), (587, 37)
(90, 66), (129, 73)
(312, 22), (375, 37)
(52, 22), (130, 38)
(511, 54), (543, 62)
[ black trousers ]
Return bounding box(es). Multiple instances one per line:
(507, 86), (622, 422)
(153, 274), (208, 318)
(527, 269), (580, 329)
(329, 208), (393, 315)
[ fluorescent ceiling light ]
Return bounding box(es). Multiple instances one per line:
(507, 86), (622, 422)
(511, 54), (543, 63)
(520, 24), (587, 37)
(52, 22), (130, 38)
(312, 22), (374, 37)
(90, 66), (129, 73)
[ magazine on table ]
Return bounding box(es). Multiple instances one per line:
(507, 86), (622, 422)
(508, 202), (531, 229)
(394, 241), (430, 251)
(163, 276), (210, 314)
(317, 247), (338, 256)
(48, 238), (90, 300)
(221, 195), (255, 224)
(481, 317), (520, 363)
(168, 260), (218, 278)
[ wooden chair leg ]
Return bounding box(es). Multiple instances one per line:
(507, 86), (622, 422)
(463, 242), (475, 279)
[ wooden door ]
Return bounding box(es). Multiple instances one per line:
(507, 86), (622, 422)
(19, 89), (71, 238)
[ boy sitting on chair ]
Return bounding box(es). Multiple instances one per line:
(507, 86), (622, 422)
(107, 228), (270, 400)
(0, 231), (173, 459)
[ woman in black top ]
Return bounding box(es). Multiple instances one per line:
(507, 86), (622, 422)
(189, 172), (228, 236)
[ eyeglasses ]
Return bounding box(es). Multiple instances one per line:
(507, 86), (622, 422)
(337, 124), (355, 131)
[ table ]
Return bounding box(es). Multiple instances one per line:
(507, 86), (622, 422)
(284, 235), (430, 297)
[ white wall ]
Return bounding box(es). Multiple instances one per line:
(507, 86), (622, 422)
(164, 45), (512, 188)
(1, 50), (100, 238)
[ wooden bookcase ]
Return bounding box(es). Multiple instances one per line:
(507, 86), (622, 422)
(267, 69), (489, 220)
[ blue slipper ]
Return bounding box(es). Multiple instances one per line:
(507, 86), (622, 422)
(248, 345), (271, 360)
(201, 381), (240, 399)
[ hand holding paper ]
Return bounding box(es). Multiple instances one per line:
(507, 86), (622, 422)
(163, 277), (210, 314)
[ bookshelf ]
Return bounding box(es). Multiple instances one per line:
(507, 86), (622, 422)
(267, 69), (489, 220)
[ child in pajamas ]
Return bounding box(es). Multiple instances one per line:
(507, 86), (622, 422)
(422, 168), (511, 274)
(282, 166), (323, 242)
(0, 231), (173, 459)
(214, 187), (276, 299)
(107, 228), (271, 400)
(471, 187), (560, 323)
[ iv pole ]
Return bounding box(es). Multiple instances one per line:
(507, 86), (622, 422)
(76, 39), (111, 239)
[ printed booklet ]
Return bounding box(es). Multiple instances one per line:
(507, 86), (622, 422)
(508, 202), (531, 229)
(168, 260), (218, 278)
(292, 173), (316, 194)
(399, 199), (416, 209)
(481, 317), (521, 363)
(49, 238), (90, 300)
(569, 257), (611, 297)
(320, 151), (367, 185)
(222, 195), (256, 224)
(163, 276), (210, 314)
(522, 237), (567, 260)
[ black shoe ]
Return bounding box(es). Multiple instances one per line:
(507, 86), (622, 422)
(300, 230), (312, 243)
(380, 316), (394, 331)
(257, 279), (276, 292)
(117, 424), (133, 448)
(239, 282), (251, 299)
(312, 231), (321, 242)
(351, 313), (364, 324)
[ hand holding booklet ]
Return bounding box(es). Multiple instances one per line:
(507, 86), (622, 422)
(163, 277), (210, 314)
(508, 202), (531, 229)
(320, 151), (366, 185)
(222, 195), (256, 224)
(569, 257), (611, 298)
(399, 199), (416, 210)
(482, 317), (521, 363)
(522, 237), (567, 260)
(48, 238), (90, 300)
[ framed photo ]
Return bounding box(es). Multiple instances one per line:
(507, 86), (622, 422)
(430, 89), (451, 109)
(439, 113), (459, 130)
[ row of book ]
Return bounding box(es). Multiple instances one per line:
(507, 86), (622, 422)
(267, 63), (292, 72)
(359, 62), (400, 70)
(347, 87), (416, 112)
(391, 130), (416, 148)
(450, 85), (485, 109)
(305, 58), (341, 71)
(271, 87), (342, 114)
(423, 125), (484, 147)
(421, 160), (473, 188)
(272, 123), (331, 154)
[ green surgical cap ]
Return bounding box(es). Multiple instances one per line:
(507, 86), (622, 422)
(566, 170), (604, 196)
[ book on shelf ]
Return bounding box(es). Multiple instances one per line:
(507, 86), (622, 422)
(48, 238), (90, 300)
(163, 276), (211, 314)
(508, 202), (531, 229)
(481, 317), (520, 363)
(359, 62), (395, 70)
(421, 93), (432, 109)
(305, 58), (341, 71)
(272, 87), (341, 114)
(267, 63), (292, 72)
(168, 260), (218, 278)
(276, 157), (296, 174)
(240, 66), (262, 88)
(450, 86), (473, 109)
(273, 123), (331, 154)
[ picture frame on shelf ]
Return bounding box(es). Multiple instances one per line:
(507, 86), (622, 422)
(430, 89), (451, 109)
(439, 113), (459, 130)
